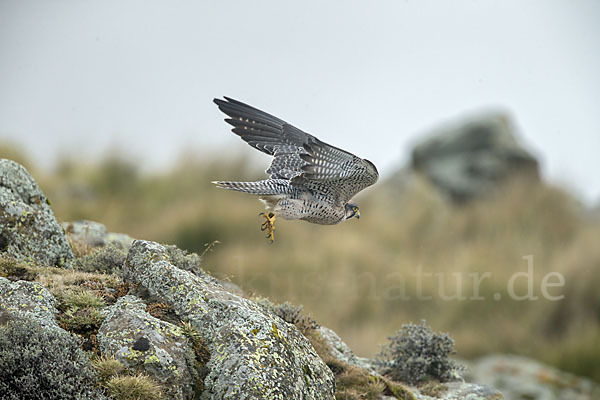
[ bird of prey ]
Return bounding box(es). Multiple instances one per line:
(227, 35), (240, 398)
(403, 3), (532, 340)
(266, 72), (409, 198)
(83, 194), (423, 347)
(212, 97), (379, 242)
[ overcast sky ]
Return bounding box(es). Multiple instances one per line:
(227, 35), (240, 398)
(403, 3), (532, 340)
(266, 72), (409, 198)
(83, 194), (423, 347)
(1, 1), (599, 203)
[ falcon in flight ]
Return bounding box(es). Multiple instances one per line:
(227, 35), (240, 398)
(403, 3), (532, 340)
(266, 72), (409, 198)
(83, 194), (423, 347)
(212, 97), (379, 242)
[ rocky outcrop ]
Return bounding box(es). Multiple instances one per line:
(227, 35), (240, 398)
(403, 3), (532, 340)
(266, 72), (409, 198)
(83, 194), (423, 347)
(63, 220), (134, 249)
(317, 324), (503, 400)
(0, 277), (60, 330)
(0, 159), (73, 266)
(123, 240), (335, 400)
(97, 295), (198, 400)
(466, 355), (600, 400)
(411, 112), (539, 203)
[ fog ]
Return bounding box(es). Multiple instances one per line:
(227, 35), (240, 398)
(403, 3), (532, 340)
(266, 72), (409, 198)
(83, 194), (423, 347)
(1, 0), (599, 202)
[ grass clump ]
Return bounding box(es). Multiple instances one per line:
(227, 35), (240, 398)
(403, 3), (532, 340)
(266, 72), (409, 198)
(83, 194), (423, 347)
(0, 255), (37, 281)
(0, 318), (105, 400)
(378, 321), (463, 385)
(62, 288), (107, 309)
(57, 289), (107, 351)
(105, 374), (164, 400)
(93, 355), (125, 382)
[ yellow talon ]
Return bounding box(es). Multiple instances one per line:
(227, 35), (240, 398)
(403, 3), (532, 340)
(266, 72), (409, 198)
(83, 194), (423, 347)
(259, 212), (276, 243)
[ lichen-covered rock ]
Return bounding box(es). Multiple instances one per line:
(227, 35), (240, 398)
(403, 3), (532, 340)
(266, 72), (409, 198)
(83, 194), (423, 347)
(123, 240), (335, 400)
(411, 382), (503, 400)
(317, 326), (377, 373)
(0, 277), (60, 330)
(466, 354), (600, 400)
(0, 159), (73, 266)
(97, 295), (198, 400)
(411, 112), (539, 203)
(63, 220), (134, 249)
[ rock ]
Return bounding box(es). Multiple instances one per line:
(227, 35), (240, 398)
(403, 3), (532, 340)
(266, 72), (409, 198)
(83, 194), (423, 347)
(0, 277), (60, 330)
(413, 381), (503, 400)
(63, 220), (134, 249)
(97, 295), (198, 400)
(466, 354), (600, 400)
(317, 326), (378, 374)
(0, 159), (74, 266)
(411, 112), (539, 203)
(123, 240), (335, 400)
(318, 324), (502, 399)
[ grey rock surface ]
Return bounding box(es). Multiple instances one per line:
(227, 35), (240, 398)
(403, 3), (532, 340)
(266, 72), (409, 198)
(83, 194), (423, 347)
(466, 354), (600, 400)
(123, 240), (335, 400)
(318, 325), (378, 374)
(411, 112), (539, 202)
(97, 295), (198, 400)
(63, 219), (134, 249)
(0, 277), (60, 330)
(0, 159), (74, 266)
(411, 382), (503, 400)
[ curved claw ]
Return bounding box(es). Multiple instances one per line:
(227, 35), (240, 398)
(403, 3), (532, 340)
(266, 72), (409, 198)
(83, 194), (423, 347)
(259, 212), (276, 243)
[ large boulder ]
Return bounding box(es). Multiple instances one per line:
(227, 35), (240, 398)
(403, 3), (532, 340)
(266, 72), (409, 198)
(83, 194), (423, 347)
(0, 277), (60, 330)
(123, 240), (335, 400)
(0, 159), (74, 266)
(411, 112), (539, 203)
(97, 295), (199, 400)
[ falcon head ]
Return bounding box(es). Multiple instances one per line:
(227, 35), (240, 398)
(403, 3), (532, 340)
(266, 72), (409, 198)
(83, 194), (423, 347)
(344, 202), (360, 220)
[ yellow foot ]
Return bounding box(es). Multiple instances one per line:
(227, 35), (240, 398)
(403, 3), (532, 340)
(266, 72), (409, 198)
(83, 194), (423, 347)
(259, 212), (276, 243)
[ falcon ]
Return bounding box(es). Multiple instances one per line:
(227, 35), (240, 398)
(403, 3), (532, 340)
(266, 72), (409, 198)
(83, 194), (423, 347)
(212, 97), (379, 242)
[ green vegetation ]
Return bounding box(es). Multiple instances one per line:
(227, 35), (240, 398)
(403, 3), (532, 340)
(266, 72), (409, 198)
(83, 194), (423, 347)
(378, 320), (462, 385)
(0, 319), (105, 400)
(4, 145), (599, 382)
(74, 244), (127, 274)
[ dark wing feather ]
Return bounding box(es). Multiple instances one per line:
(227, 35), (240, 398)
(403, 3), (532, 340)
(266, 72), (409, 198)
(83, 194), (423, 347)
(214, 97), (379, 203)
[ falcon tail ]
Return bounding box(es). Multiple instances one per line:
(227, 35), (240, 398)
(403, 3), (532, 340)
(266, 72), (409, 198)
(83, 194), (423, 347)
(212, 179), (289, 195)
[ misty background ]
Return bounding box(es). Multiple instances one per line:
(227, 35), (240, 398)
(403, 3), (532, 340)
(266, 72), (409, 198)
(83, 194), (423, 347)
(1, 0), (599, 204)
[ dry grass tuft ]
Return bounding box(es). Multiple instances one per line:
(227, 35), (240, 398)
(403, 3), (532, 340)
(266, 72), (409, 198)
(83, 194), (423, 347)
(105, 374), (164, 400)
(92, 355), (125, 382)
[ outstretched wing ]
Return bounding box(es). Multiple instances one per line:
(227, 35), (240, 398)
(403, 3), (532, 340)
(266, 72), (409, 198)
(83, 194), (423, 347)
(214, 97), (379, 203)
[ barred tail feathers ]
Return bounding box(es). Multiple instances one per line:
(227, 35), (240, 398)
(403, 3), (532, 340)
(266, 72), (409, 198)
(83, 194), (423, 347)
(211, 179), (289, 195)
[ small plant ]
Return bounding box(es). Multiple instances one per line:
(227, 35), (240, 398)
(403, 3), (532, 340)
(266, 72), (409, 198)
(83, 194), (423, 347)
(180, 320), (211, 395)
(67, 235), (95, 258)
(57, 289), (106, 337)
(74, 244), (127, 274)
(93, 355), (125, 382)
(256, 298), (319, 334)
(60, 307), (105, 334)
(62, 288), (106, 309)
(378, 320), (463, 385)
(105, 374), (164, 400)
(0, 318), (105, 399)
